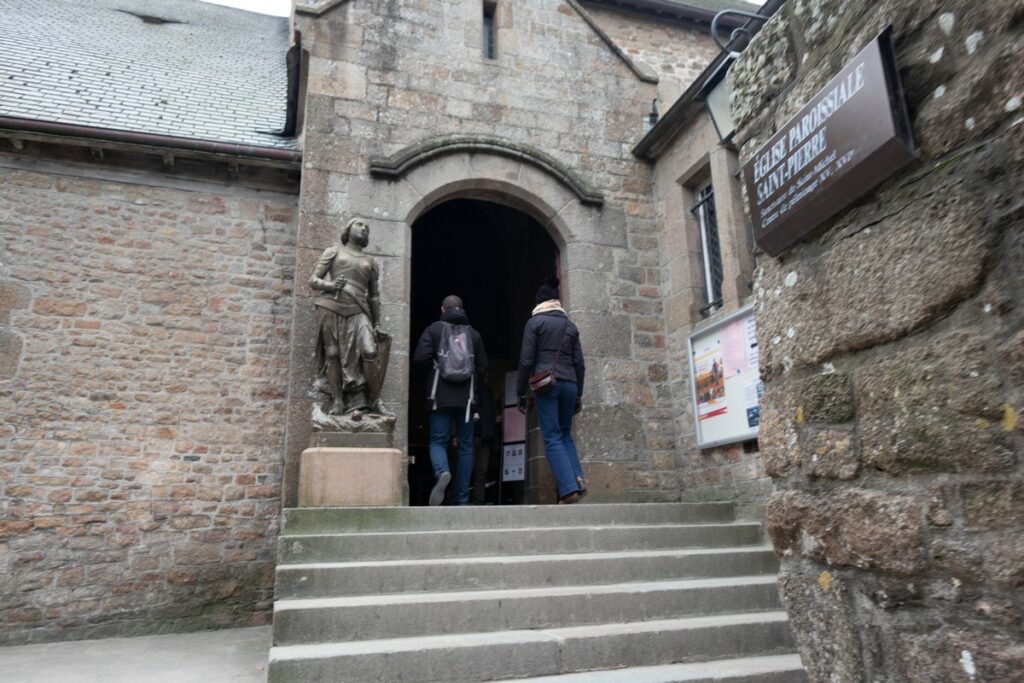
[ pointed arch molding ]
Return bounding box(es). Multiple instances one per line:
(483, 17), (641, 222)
(369, 135), (605, 207)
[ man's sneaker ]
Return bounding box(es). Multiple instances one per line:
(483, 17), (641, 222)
(429, 471), (451, 506)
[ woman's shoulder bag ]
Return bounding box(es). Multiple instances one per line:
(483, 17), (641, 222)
(528, 317), (568, 394)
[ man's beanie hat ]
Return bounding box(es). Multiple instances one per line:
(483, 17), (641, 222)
(535, 276), (560, 305)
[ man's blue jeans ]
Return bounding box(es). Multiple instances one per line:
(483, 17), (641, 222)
(534, 380), (583, 499)
(428, 407), (474, 505)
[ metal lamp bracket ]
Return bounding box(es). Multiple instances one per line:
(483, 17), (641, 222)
(711, 10), (770, 54)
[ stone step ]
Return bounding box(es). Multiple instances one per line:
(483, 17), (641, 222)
(282, 502), (736, 535)
(273, 575), (782, 645)
(507, 654), (807, 683)
(267, 611), (795, 682)
(278, 522), (765, 563)
(275, 546), (778, 598)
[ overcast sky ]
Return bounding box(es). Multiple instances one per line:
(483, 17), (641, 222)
(200, 0), (291, 16)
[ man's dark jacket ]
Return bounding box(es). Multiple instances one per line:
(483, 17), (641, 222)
(414, 307), (488, 410)
(516, 310), (585, 398)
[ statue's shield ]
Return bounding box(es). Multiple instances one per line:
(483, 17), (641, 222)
(365, 330), (391, 405)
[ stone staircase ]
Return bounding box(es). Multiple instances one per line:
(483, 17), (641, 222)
(267, 503), (805, 682)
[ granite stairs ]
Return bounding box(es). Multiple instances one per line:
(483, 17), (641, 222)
(267, 502), (805, 682)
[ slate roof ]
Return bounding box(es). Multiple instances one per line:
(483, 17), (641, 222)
(0, 0), (296, 150)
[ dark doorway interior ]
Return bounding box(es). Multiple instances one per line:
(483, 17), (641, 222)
(408, 199), (559, 505)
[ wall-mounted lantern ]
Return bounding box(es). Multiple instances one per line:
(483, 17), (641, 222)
(643, 99), (659, 135)
(697, 10), (770, 144)
(697, 54), (738, 143)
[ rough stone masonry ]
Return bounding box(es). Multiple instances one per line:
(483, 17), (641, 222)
(0, 0), (724, 644)
(0, 158), (298, 644)
(729, 0), (1024, 680)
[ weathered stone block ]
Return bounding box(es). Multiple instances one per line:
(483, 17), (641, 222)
(399, 152), (475, 207)
(789, 0), (869, 51)
(553, 200), (626, 249)
(911, 19), (1024, 158)
(928, 536), (986, 583)
(776, 560), (865, 682)
(895, 627), (1024, 683)
(986, 532), (1024, 586)
(800, 427), (859, 480)
(564, 269), (610, 313)
(801, 373), (854, 424)
(766, 489), (927, 574)
(0, 329), (22, 379)
(345, 175), (423, 224)
(571, 312), (631, 358)
(961, 481), (1024, 529)
(562, 241), (615, 273)
(856, 332), (1015, 474)
(926, 484), (954, 527)
(1000, 330), (1024, 384)
(572, 406), (643, 463)
(756, 183), (994, 376)
(308, 58), (367, 101)
(573, 461), (637, 501)
(0, 281), (30, 325)
(757, 378), (801, 479)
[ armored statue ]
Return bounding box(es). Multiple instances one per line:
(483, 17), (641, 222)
(310, 217), (391, 421)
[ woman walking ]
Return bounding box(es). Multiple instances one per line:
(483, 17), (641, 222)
(516, 277), (587, 504)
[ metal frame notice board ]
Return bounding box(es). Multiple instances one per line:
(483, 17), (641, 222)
(686, 304), (761, 449)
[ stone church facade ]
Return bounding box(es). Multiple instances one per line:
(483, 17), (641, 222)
(3, 0), (1020, 678)
(1, 0), (765, 643)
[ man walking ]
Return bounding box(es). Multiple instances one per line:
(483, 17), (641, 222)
(414, 295), (488, 506)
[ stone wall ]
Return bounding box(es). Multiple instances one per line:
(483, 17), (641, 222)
(0, 151), (298, 644)
(581, 2), (721, 105)
(730, 0), (1024, 679)
(288, 0), (688, 504)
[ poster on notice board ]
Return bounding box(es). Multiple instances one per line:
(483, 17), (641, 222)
(687, 304), (761, 449)
(502, 443), (525, 482)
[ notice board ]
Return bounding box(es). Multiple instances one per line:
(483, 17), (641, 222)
(687, 304), (761, 449)
(502, 371), (526, 482)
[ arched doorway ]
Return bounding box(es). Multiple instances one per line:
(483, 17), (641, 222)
(407, 198), (559, 505)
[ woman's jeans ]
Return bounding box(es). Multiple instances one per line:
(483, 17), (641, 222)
(428, 408), (474, 505)
(534, 380), (583, 499)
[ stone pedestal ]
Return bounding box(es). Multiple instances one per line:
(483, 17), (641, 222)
(298, 447), (403, 507)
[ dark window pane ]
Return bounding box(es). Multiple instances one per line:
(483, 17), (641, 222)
(483, 5), (495, 59)
(691, 184), (723, 312)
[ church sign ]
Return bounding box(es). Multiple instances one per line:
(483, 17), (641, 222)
(742, 27), (916, 257)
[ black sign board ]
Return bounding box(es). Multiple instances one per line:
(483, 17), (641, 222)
(742, 27), (916, 257)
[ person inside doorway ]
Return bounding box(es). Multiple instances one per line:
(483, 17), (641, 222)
(414, 295), (489, 506)
(471, 378), (498, 504)
(516, 277), (587, 504)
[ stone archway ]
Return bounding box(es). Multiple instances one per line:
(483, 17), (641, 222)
(345, 138), (615, 496)
(405, 197), (559, 505)
(284, 135), (623, 506)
